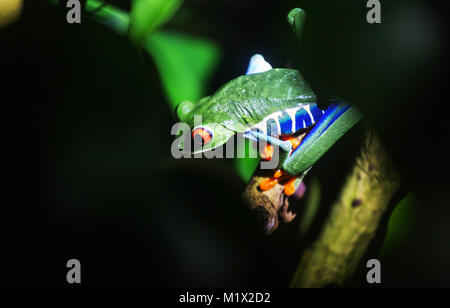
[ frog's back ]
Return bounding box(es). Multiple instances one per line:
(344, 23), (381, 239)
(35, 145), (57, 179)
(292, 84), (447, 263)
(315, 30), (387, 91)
(209, 69), (315, 125)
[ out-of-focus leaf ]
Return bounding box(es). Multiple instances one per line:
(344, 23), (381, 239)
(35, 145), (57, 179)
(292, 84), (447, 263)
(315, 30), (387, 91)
(287, 8), (306, 41)
(0, 0), (23, 29)
(298, 176), (320, 237)
(145, 30), (221, 110)
(86, 0), (129, 35)
(381, 192), (418, 256)
(129, 0), (183, 46)
(233, 140), (259, 183)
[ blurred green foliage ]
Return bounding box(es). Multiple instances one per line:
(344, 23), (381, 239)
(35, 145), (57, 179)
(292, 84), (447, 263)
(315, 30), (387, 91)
(381, 193), (418, 256)
(129, 0), (183, 46)
(0, 0), (23, 29)
(287, 8), (306, 41)
(86, 0), (129, 35)
(145, 31), (220, 110)
(85, 0), (221, 111)
(233, 140), (260, 183)
(298, 176), (321, 237)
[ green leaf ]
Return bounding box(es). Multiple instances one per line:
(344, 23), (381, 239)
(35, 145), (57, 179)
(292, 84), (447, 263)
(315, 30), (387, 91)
(287, 8), (306, 41)
(129, 0), (183, 46)
(381, 192), (418, 256)
(145, 31), (221, 110)
(233, 140), (260, 183)
(86, 0), (129, 36)
(298, 176), (321, 237)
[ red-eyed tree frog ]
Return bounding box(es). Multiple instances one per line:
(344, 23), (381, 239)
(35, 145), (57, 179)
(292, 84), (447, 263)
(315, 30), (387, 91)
(175, 54), (363, 196)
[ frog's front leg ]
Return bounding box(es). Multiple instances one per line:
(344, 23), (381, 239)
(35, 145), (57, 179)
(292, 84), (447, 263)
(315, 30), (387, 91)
(244, 130), (292, 173)
(245, 130), (292, 153)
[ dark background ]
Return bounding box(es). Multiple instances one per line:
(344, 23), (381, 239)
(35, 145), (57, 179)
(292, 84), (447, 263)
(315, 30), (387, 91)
(2, 0), (449, 287)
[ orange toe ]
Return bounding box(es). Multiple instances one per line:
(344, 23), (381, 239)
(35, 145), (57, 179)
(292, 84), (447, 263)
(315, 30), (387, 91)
(260, 178), (278, 191)
(273, 169), (284, 178)
(284, 177), (297, 196)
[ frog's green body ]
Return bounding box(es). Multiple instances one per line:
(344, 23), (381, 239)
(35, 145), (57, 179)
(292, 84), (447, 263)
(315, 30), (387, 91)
(176, 59), (362, 181)
(174, 8), (363, 213)
(175, 14), (363, 193)
(178, 68), (316, 132)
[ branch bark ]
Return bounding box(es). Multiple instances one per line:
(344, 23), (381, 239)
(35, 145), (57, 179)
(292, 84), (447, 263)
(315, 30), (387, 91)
(243, 169), (297, 234)
(290, 129), (401, 287)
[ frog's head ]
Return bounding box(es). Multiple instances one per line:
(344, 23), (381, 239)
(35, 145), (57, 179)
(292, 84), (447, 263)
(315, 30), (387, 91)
(176, 100), (236, 154)
(175, 54), (275, 154)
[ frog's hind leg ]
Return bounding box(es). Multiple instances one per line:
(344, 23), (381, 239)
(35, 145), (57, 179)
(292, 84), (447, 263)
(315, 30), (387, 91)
(259, 134), (308, 194)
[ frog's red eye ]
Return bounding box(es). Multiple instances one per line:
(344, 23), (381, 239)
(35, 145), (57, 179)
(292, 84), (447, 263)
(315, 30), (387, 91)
(192, 127), (213, 145)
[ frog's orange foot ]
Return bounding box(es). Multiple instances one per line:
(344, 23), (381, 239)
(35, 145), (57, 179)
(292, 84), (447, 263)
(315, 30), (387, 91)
(284, 177), (307, 197)
(284, 177), (297, 196)
(258, 134), (305, 195)
(259, 169), (301, 197)
(259, 177), (278, 191)
(281, 135), (301, 150)
(259, 169), (284, 191)
(259, 134), (302, 161)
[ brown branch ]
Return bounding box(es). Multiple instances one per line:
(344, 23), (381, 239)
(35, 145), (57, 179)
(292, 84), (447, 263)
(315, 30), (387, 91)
(243, 169), (296, 234)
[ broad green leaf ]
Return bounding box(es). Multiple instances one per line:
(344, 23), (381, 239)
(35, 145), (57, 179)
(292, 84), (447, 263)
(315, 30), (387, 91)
(129, 0), (183, 46)
(145, 30), (221, 110)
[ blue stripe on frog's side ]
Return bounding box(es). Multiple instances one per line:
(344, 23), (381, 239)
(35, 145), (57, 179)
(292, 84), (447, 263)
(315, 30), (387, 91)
(289, 102), (352, 156)
(278, 111), (293, 134)
(310, 104), (324, 122)
(244, 54), (326, 137)
(246, 103), (324, 137)
(295, 108), (312, 131)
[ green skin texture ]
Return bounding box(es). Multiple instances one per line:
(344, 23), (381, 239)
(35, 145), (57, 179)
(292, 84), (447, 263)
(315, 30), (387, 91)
(283, 103), (362, 173)
(179, 68), (316, 129)
(177, 68), (316, 152)
(176, 67), (363, 176)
